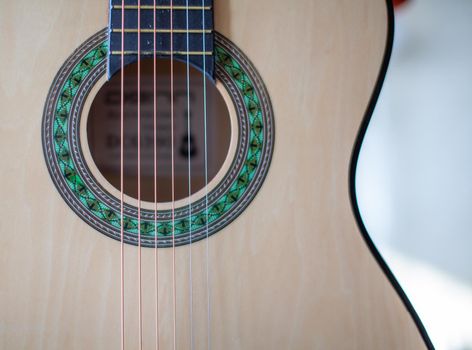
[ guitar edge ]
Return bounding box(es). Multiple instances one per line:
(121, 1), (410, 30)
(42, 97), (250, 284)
(349, 1), (434, 349)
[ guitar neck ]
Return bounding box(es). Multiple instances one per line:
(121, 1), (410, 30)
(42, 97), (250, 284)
(108, 0), (214, 78)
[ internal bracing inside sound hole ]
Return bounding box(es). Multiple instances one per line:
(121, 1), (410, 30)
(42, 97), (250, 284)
(87, 58), (231, 203)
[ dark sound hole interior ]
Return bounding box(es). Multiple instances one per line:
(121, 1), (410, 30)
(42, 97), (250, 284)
(87, 59), (232, 203)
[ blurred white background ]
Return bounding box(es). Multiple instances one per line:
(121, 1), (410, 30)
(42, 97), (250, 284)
(356, 0), (472, 349)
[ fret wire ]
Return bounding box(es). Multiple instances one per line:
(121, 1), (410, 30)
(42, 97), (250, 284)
(111, 50), (212, 55)
(112, 5), (211, 10)
(112, 28), (212, 33)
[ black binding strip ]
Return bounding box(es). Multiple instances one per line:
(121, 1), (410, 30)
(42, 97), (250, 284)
(348, 0), (435, 348)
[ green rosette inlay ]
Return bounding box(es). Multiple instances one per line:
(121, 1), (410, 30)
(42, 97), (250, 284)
(52, 42), (265, 238)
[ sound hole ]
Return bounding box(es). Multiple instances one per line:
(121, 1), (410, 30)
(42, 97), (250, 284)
(87, 58), (231, 203)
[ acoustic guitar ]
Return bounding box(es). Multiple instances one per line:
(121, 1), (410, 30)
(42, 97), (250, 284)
(0, 0), (433, 349)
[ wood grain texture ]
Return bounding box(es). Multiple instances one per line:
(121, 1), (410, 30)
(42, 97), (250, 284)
(0, 0), (427, 349)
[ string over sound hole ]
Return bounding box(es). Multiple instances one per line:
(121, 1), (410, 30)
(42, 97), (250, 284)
(87, 58), (231, 203)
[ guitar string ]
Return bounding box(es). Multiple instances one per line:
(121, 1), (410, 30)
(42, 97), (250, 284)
(119, 4), (208, 349)
(170, 1), (177, 349)
(153, 0), (160, 349)
(137, 1), (143, 349)
(120, 0), (125, 349)
(185, 1), (194, 349)
(201, 2), (211, 349)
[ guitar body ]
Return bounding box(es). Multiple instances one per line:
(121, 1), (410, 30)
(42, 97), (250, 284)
(0, 0), (429, 349)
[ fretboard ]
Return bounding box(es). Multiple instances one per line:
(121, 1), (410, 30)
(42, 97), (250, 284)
(108, 0), (214, 79)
